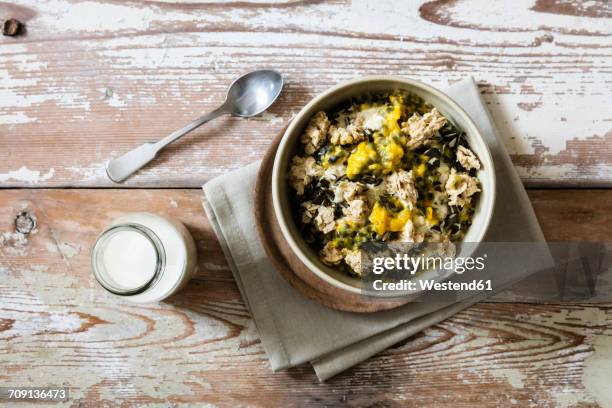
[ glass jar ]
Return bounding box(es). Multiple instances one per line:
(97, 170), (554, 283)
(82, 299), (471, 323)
(92, 212), (198, 302)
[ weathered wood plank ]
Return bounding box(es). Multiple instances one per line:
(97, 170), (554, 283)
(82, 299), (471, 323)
(0, 0), (610, 188)
(0, 189), (611, 406)
(528, 189), (612, 242)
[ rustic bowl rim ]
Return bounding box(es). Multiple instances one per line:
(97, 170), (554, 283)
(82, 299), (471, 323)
(271, 75), (496, 296)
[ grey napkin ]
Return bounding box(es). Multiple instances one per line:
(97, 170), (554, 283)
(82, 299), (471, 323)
(202, 77), (548, 381)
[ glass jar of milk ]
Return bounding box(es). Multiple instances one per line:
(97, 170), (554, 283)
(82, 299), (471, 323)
(91, 212), (198, 302)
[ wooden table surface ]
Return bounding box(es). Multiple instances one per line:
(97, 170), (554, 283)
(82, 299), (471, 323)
(1, 1), (611, 407)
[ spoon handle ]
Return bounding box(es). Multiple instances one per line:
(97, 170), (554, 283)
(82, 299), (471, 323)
(154, 105), (227, 150)
(106, 105), (228, 183)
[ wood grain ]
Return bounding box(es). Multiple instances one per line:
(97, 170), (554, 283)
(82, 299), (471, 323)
(1, 188), (611, 406)
(1, 0), (611, 405)
(0, 0), (610, 188)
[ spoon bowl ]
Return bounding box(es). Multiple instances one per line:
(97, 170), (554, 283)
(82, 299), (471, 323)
(225, 70), (284, 117)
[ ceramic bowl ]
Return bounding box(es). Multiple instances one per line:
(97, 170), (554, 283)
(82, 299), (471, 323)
(271, 76), (496, 296)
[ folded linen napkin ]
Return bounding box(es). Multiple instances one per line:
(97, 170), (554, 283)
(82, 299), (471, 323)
(202, 77), (549, 381)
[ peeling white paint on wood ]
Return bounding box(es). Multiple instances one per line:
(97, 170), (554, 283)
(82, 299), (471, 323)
(58, 242), (81, 259)
(583, 331), (612, 407)
(0, 189), (610, 405)
(0, 0), (609, 187)
(0, 166), (54, 183)
(0, 0), (611, 403)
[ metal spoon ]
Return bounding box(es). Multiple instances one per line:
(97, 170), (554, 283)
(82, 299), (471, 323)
(106, 69), (284, 183)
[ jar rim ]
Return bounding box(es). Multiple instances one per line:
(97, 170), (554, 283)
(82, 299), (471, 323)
(91, 223), (166, 296)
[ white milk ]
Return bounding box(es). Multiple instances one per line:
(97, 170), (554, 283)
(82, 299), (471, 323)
(92, 212), (198, 302)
